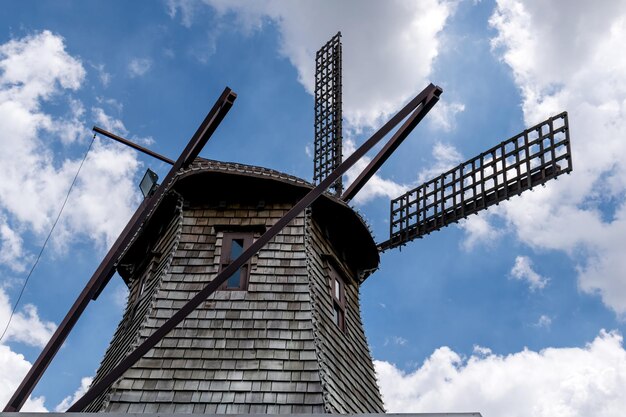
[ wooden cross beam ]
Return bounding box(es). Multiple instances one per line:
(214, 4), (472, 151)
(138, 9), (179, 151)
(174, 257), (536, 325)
(3, 87), (237, 413)
(92, 126), (175, 165)
(66, 83), (442, 411)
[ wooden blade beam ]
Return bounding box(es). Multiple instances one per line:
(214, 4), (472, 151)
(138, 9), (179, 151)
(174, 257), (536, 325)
(342, 84), (442, 201)
(3, 87), (236, 413)
(378, 112), (571, 251)
(66, 83), (443, 412)
(93, 126), (175, 165)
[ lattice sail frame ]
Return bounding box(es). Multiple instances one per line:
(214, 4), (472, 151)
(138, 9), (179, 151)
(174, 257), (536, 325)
(313, 32), (343, 195)
(379, 112), (572, 251)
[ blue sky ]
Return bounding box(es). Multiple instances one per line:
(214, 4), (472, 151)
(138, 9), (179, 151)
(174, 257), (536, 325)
(1, 1), (626, 415)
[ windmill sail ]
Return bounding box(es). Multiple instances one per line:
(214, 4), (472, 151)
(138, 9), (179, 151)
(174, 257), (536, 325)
(313, 32), (343, 195)
(379, 112), (572, 251)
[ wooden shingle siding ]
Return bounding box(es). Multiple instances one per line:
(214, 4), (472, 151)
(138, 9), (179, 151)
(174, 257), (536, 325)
(305, 208), (385, 413)
(84, 160), (383, 414)
(94, 200), (325, 414)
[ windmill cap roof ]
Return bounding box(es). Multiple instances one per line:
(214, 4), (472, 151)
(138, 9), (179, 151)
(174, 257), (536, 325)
(176, 158), (380, 276)
(119, 158), (379, 283)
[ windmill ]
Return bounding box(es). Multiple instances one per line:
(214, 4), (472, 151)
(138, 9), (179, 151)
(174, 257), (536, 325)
(4, 32), (571, 414)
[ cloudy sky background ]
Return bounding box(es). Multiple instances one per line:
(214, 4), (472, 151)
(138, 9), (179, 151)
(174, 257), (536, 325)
(1, 1), (626, 415)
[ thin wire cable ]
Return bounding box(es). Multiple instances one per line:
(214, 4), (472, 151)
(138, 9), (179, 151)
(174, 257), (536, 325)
(0, 134), (97, 344)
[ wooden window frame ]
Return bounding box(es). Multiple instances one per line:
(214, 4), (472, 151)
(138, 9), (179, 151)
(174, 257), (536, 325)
(124, 256), (159, 331)
(328, 263), (346, 332)
(219, 232), (254, 290)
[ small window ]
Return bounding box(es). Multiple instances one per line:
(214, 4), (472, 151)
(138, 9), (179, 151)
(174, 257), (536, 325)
(124, 257), (158, 330)
(328, 264), (346, 332)
(219, 232), (254, 290)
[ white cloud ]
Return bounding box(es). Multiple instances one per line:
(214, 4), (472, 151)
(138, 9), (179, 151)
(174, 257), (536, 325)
(54, 376), (92, 412)
(375, 330), (626, 417)
(534, 314), (552, 329)
(417, 141), (463, 183)
(0, 31), (142, 254)
(428, 100), (465, 132)
(95, 96), (123, 113)
(510, 255), (549, 291)
(0, 287), (56, 347)
(167, 0), (456, 129)
(384, 336), (408, 347)
(459, 213), (504, 251)
(0, 30), (83, 233)
(127, 58), (152, 78)
(166, 0), (199, 28)
(134, 135), (155, 146)
(453, 1), (626, 314)
(52, 134), (141, 250)
(343, 138), (409, 204)
(0, 218), (28, 272)
(0, 345), (48, 411)
(473, 345), (492, 357)
(0, 287), (53, 410)
(0, 30), (84, 108)
(92, 63), (111, 87)
(52, 97), (85, 145)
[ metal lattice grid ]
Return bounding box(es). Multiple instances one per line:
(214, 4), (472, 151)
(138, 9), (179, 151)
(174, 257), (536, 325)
(380, 112), (572, 251)
(313, 32), (343, 195)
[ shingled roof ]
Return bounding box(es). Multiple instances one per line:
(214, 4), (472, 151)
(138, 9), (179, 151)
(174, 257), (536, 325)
(117, 158), (379, 286)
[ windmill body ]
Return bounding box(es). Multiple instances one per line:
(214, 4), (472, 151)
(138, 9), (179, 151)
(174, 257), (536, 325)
(83, 159), (384, 413)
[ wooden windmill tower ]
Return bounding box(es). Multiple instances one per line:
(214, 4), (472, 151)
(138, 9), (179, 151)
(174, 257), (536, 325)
(4, 33), (571, 414)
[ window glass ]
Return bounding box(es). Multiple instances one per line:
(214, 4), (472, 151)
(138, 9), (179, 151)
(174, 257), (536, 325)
(231, 238), (244, 258)
(226, 239), (244, 288)
(220, 233), (253, 290)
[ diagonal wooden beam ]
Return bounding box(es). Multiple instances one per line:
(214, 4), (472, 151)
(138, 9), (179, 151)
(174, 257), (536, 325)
(3, 87), (236, 413)
(67, 83), (442, 412)
(341, 84), (442, 202)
